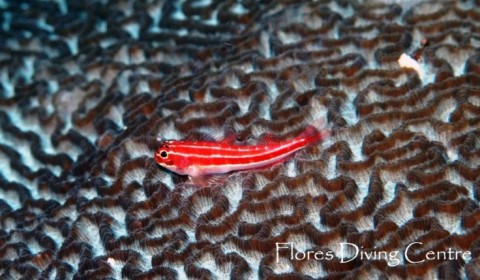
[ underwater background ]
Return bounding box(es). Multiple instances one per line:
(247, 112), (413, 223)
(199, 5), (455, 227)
(1, 0), (480, 279)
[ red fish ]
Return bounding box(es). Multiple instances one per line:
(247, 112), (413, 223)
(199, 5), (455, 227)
(154, 121), (330, 177)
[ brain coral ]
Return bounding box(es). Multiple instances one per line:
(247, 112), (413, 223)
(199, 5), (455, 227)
(0, 0), (480, 279)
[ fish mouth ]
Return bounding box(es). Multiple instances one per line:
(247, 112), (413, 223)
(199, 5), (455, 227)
(159, 160), (174, 167)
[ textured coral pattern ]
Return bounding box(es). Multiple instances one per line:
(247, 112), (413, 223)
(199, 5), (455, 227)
(1, 0), (480, 279)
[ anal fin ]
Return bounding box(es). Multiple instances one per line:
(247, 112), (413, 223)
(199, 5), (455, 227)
(188, 174), (229, 188)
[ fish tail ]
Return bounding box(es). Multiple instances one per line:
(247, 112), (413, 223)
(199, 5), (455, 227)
(299, 117), (330, 144)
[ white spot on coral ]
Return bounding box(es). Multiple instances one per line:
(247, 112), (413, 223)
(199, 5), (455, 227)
(398, 53), (423, 77)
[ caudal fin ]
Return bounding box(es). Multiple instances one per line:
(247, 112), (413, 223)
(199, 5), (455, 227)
(299, 117), (331, 144)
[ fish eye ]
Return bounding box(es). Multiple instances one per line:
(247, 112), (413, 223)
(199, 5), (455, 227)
(160, 151), (168, 158)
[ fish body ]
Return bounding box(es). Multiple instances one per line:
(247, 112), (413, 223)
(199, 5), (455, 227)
(154, 124), (329, 177)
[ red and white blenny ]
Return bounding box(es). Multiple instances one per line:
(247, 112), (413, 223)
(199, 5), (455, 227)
(154, 123), (330, 177)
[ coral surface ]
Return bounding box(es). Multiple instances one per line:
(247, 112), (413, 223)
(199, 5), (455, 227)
(0, 0), (480, 279)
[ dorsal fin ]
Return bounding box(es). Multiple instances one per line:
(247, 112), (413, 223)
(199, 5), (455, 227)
(221, 132), (240, 144)
(256, 132), (283, 145)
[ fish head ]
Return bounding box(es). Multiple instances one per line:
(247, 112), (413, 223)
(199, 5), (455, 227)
(154, 142), (175, 166)
(154, 141), (189, 175)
